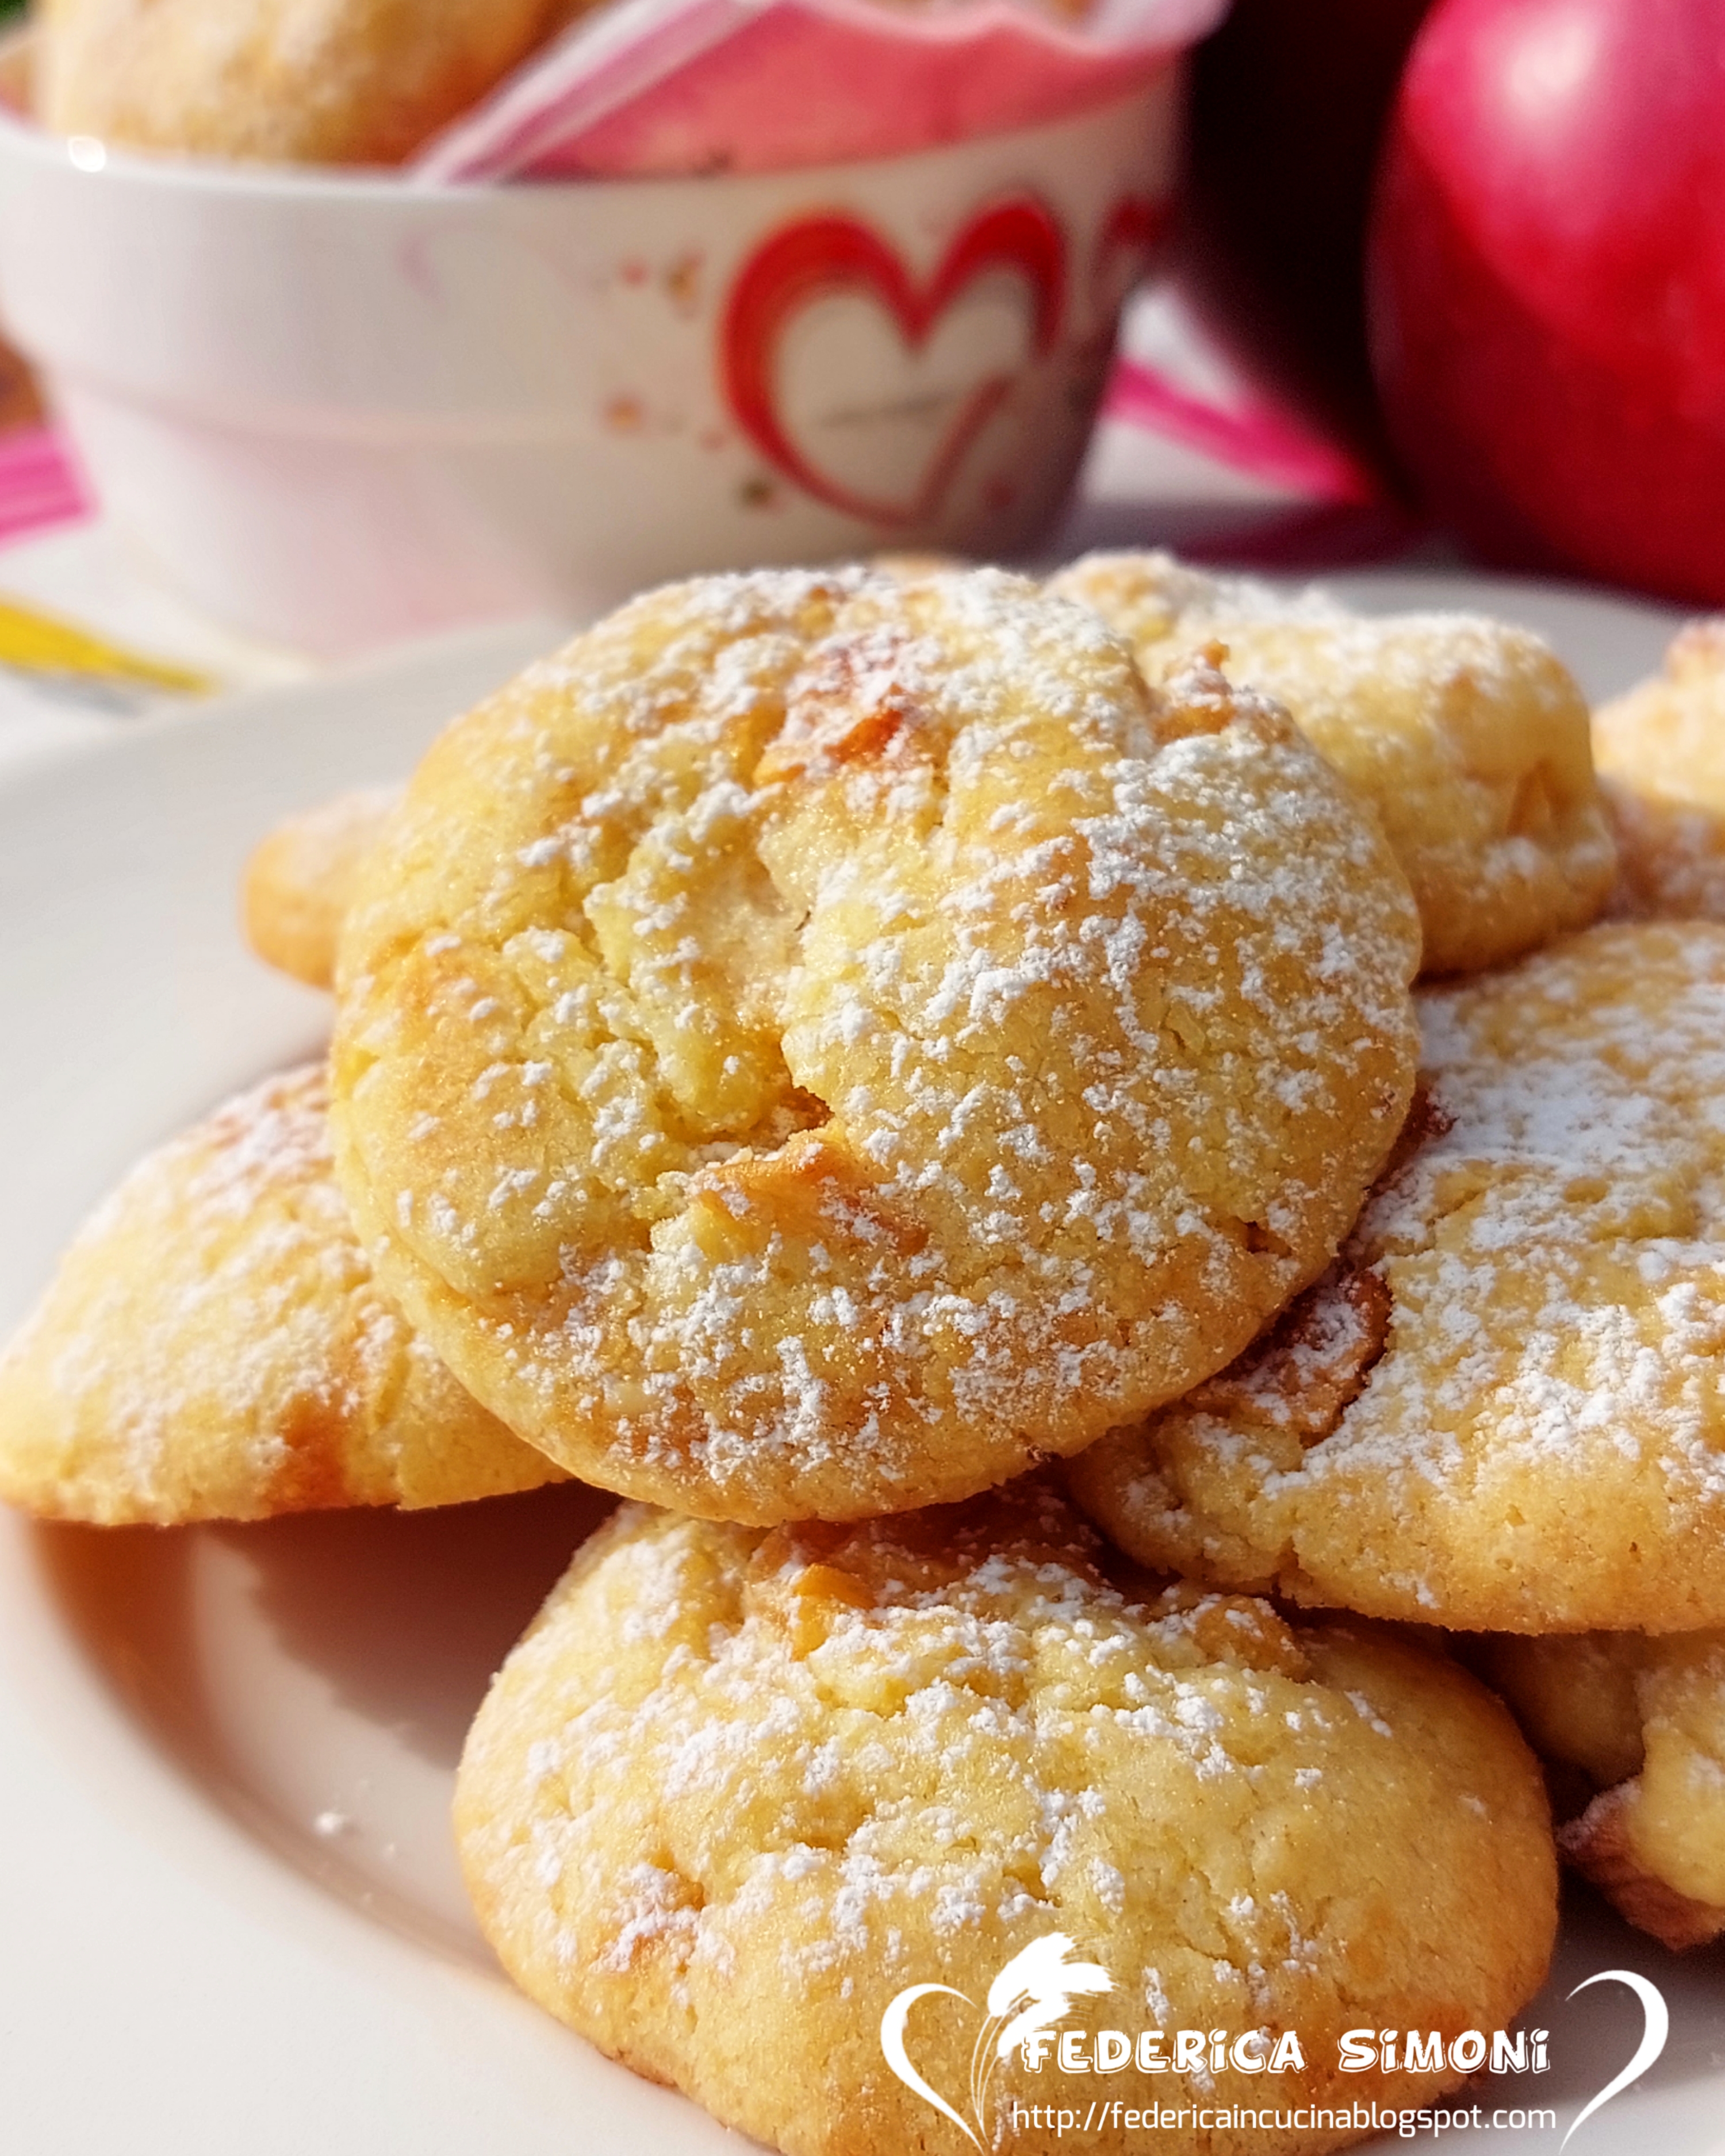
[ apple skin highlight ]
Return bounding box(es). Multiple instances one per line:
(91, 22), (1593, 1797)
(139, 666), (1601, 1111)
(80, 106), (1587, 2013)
(1367, 0), (1725, 603)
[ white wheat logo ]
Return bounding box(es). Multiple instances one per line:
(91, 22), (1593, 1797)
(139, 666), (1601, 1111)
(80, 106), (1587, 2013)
(880, 1933), (1113, 2147)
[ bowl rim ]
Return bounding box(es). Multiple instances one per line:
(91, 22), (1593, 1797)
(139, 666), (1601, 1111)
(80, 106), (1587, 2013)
(0, 22), (1174, 209)
(0, 52), (684, 205)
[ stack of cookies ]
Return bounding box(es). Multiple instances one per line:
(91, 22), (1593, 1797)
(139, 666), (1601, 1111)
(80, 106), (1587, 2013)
(1054, 557), (1725, 1966)
(3, 557), (1720, 2156)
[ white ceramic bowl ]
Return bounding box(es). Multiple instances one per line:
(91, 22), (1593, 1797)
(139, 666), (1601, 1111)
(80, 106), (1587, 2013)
(0, 75), (1178, 657)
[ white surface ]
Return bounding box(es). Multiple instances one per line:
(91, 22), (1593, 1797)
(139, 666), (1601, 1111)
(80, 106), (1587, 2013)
(0, 520), (311, 774)
(0, 584), (1720, 2156)
(0, 86), (1172, 656)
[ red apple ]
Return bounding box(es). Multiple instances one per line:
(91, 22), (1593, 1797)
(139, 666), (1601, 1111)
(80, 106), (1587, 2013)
(1367, 0), (1725, 601)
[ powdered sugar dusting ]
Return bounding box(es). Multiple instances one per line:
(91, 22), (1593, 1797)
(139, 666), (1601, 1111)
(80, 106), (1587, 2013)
(0, 1063), (549, 1522)
(1049, 549), (1617, 977)
(8, 1066), (367, 1507)
(457, 1486), (1514, 2066)
(1088, 921), (1725, 1629)
(338, 565), (1419, 1521)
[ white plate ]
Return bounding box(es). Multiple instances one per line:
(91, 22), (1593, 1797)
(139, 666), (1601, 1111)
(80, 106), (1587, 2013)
(0, 582), (1719, 2156)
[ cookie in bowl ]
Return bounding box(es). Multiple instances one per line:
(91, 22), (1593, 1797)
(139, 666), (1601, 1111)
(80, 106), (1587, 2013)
(34, 0), (592, 166)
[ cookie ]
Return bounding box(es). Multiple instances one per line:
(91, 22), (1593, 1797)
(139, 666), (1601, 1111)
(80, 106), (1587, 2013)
(456, 1479), (1557, 2156)
(243, 786), (397, 991)
(1479, 1632), (1725, 1951)
(1069, 922), (1725, 1633)
(0, 1064), (561, 1524)
(34, 0), (588, 166)
(1048, 550), (1616, 975)
(1593, 620), (1725, 922)
(332, 566), (1420, 1524)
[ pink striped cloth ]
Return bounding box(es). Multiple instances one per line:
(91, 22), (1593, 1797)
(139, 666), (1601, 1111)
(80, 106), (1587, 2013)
(0, 424), (92, 547)
(415, 0), (1224, 182)
(1104, 356), (1378, 508)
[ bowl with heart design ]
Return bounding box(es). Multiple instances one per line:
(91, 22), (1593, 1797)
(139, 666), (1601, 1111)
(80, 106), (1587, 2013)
(0, 56), (1178, 658)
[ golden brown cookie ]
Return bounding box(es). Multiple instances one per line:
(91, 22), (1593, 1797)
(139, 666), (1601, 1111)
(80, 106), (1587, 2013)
(0, 1064), (561, 1524)
(1049, 550), (1616, 975)
(1069, 922), (1725, 1633)
(243, 786), (397, 992)
(1593, 619), (1725, 922)
(869, 551), (967, 580)
(34, 0), (589, 166)
(457, 1479), (1557, 2156)
(332, 566), (1420, 1524)
(1479, 1632), (1725, 1951)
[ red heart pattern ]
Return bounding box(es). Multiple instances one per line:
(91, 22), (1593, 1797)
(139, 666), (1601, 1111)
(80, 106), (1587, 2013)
(722, 197), (1066, 528)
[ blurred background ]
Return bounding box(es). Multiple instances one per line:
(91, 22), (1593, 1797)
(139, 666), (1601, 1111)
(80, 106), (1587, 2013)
(0, 0), (1718, 731)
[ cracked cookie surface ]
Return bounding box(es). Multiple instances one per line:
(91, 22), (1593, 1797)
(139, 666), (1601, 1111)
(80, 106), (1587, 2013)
(455, 1478), (1556, 2156)
(1070, 922), (1725, 1632)
(0, 1065), (561, 1523)
(1049, 551), (1615, 976)
(331, 567), (1420, 1523)
(1479, 1630), (1725, 1951)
